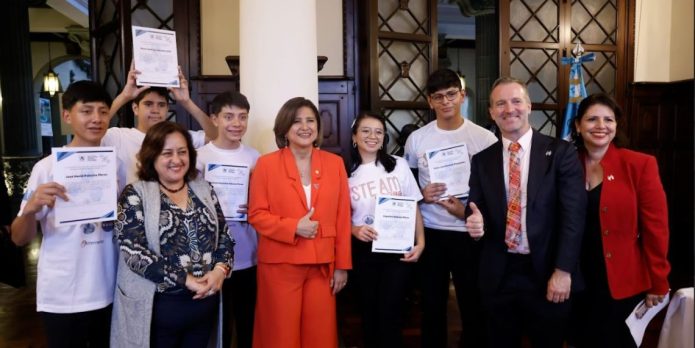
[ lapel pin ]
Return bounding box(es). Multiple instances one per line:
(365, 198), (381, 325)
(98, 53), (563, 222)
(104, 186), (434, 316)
(545, 150), (552, 156)
(607, 175), (614, 181)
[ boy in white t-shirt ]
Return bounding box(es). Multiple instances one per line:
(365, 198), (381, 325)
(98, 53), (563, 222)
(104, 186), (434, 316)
(11, 81), (118, 348)
(403, 68), (497, 347)
(102, 64), (216, 185)
(195, 91), (259, 348)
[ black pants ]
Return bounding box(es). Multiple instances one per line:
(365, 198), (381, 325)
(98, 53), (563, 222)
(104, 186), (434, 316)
(222, 266), (257, 348)
(571, 288), (642, 347)
(482, 254), (570, 348)
(150, 291), (218, 348)
(353, 251), (412, 348)
(418, 228), (485, 347)
(41, 305), (112, 348)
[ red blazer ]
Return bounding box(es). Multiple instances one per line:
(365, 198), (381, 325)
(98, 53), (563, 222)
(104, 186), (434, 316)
(248, 147), (352, 271)
(581, 144), (670, 299)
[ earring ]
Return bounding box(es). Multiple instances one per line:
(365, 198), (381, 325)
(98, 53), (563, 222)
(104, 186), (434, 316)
(352, 142), (357, 148)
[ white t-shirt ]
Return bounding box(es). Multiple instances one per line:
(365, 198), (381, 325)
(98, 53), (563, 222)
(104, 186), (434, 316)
(196, 142), (260, 270)
(18, 155), (118, 313)
(349, 156), (423, 227)
(404, 119), (497, 231)
(101, 127), (206, 186)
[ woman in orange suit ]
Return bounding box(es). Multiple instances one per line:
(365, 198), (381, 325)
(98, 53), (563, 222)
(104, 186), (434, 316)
(248, 97), (351, 348)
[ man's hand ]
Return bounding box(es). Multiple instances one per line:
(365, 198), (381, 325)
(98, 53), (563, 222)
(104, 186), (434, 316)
(236, 203), (248, 216)
(465, 202), (484, 239)
(24, 182), (68, 215)
(546, 269), (572, 303)
(169, 66), (191, 103)
(121, 61), (150, 101)
(437, 195), (465, 218)
(421, 182), (447, 203)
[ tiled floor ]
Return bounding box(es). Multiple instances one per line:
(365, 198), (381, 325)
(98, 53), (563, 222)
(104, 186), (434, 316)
(0, 237), (687, 348)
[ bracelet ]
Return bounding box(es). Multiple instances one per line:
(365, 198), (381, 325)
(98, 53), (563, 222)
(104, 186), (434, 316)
(214, 263), (231, 278)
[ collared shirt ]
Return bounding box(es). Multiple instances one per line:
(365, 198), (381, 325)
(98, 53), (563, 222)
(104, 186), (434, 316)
(501, 128), (533, 254)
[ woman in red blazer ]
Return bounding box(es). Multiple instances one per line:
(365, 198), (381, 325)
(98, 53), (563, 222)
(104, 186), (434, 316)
(248, 97), (351, 348)
(571, 93), (670, 347)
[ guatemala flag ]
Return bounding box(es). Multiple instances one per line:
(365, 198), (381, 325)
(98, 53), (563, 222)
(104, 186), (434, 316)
(560, 52), (595, 140)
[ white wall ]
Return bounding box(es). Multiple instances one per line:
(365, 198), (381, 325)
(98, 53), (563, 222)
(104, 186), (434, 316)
(201, 0), (343, 76)
(634, 0), (694, 82)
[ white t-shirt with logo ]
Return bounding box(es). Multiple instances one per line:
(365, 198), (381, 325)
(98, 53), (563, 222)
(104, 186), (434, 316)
(349, 156), (423, 227)
(404, 119), (497, 231)
(18, 155), (118, 313)
(196, 142), (260, 271)
(101, 127), (206, 186)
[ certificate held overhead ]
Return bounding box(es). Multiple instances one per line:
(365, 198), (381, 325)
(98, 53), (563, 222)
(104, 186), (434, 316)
(132, 25), (180, 88)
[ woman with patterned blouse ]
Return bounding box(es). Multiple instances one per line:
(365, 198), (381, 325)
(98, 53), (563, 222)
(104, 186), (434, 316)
(111, 122), (234, 348)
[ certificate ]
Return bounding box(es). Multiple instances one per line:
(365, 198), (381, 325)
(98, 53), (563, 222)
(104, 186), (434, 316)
(132, 25), (180, 87)
(204, 163), (250, 221)
(625, 293), (670, 346)
(371, 195), (417, 254)
(52, 147), (118, 226)
(427, 142), (470, 199)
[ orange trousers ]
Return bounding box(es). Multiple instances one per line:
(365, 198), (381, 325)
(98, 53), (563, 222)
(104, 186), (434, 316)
(253, 263), (338, 348)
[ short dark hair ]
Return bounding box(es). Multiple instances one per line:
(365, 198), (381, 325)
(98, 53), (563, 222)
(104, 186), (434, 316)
(61, 80), (112, 111)
(273, 97), (322, 148)
(133, 87), (169, 105)
(397, 124), (419, 147)
(489, 76), (531, 107)
(426, 69), (462, 94)
(210, 91), (250, 115)
(137, 122), (198, 182)
(349, 111), (396, 175)
(571, 93), (626, 150)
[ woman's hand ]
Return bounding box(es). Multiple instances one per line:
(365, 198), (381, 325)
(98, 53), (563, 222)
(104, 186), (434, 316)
(186, 267), (225, 300)
(351, 225), (378, 242)
(184, 274), (207, 299)
(401, 242), (424, 262)
(645, 292), (667, 308)
(296, 208), (318, 239)
(330, 269), (348, 295)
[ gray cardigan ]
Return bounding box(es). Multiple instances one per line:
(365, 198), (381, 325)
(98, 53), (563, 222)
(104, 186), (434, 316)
(110, 178), (223, 348)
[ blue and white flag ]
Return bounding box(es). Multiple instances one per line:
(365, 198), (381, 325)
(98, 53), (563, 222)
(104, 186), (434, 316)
(560, 52), (595, 140)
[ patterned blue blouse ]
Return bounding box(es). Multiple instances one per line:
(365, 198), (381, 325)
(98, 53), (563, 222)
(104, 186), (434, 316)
(116, 184), (234, 293)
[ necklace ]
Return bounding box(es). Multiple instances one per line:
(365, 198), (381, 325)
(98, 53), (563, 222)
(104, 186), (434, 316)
(159, 180), (187, 193)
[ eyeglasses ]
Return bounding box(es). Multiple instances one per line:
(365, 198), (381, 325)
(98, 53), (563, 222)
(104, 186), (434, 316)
(358, 127), (385, 137)
(430, 90), (461, 103)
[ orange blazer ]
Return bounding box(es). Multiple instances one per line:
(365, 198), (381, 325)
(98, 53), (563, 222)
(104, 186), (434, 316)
(249, 147), (352, 270)
(581, 144), (670, 299)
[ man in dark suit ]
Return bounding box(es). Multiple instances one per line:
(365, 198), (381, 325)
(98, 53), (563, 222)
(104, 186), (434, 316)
(465, 77), (586, 347)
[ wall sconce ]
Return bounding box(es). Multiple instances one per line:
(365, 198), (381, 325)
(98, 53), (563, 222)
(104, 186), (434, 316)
(43, 42), (62, 96)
